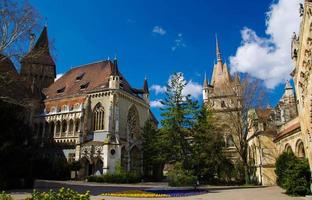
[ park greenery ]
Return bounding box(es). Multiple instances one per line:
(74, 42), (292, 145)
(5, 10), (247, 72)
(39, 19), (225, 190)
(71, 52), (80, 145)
(142, 72), (240, 185)
(275, 152), (311, 196)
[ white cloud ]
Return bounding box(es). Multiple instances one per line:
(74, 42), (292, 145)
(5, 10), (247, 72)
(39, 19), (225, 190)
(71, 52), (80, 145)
(229, 0), (302, 89)
(182, 80), (202, 99)
(172, 33), (186, 51)
(150, 100), (164, 108)
(152, 26), (166, 35)
(150, 84), (167, 94)
(152, 73), (202, 99)
(55, 73), (63, 81)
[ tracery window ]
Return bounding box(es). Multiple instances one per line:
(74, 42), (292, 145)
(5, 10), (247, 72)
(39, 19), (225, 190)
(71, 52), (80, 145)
(127, 105), (140, 139)
(93, 103), (105, 131)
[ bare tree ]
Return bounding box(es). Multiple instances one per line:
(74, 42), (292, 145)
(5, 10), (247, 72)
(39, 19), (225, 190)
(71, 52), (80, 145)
(221, 76), (268, 184)
(0, 0), (40, 62)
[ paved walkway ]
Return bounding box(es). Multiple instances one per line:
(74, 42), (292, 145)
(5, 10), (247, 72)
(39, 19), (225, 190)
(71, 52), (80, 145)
(8, 180), (309, 200)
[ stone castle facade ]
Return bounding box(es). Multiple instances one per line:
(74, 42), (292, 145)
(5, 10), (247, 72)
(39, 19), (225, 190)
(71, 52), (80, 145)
(1, 26), (157, 178)
(247, 0), (312, 186)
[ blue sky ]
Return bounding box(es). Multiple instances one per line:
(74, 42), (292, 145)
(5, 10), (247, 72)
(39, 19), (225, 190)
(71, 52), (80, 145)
(29, 0), (301, 120)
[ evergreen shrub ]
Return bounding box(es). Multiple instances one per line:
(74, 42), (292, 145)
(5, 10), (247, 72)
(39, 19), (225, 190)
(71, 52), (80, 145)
(275, 152), (311, 196)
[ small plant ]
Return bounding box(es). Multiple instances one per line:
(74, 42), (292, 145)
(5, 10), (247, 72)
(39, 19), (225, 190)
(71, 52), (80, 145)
(167, 162), (197, 187)
(25, 188), (90, 200)
(0, 191), (13, 200)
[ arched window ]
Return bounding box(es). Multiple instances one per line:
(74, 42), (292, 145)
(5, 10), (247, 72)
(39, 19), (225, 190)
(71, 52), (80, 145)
(62, 105), (69, 112)
(127, 105), (140, 139)
(296, 140), (305, 158)
(226, 135), (235, 147)
(93, 103), (105, 131)
(121, 147), (127, 171)
(130, 146), (142, 174)
(62, 120), (67, 133)
(285, 144), (293, 153)
(55, 121), (61, 136)
(68, 119), (74, 134)
(75, 119), (80, 133)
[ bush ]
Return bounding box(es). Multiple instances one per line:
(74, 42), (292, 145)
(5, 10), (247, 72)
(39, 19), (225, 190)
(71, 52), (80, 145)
(167, 163), (197, 187)
(0, 191), (13, 200)
(26, 188), (90, 200)
(87, 172), (141, 183)
(275, 152), (311, 196)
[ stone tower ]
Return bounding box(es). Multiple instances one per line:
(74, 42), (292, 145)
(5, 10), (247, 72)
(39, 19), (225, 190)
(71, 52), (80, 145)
(203, 36), (239, 111)
(275, 81), (298, 124)
(20, 26), (56, 93)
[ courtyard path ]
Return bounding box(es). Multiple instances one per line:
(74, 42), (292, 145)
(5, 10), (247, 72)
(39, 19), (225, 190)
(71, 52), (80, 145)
(9, 180), (308, 200)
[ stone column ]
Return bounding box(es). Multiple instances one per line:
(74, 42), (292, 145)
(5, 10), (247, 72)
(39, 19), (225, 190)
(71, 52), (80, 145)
(66, 120), (70, 137)
(54, 122), (57, 138)
(103, 144), (109, 174)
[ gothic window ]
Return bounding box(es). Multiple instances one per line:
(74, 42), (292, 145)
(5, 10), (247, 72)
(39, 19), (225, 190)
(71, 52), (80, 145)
(93, 103), (105, 131)
(69, 119), (74, 134)
(285, 144), (293, 153)
(127, 105), (140, 139)
(121, 147), (127, 171)
(75, 119), (80, 133)
(130, 146), (142, 174)
(56, 121), (61, 136)
(296, 140), (305, 158)
(62, 120), (67, 133)
(226, 135), (234, 147)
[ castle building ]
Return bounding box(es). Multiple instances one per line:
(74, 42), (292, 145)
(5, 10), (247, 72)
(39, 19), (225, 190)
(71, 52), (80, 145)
(290, 0), (312, 170)
(1, 26), (157, 178)
(202, 37), (241, 161)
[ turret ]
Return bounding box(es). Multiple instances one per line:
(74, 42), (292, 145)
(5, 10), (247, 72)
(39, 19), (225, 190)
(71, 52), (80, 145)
(20, 26), (56, 93)
(143, 77), (149, 104)
(108, 57), (120, 89)
(203, 73), (209, 103)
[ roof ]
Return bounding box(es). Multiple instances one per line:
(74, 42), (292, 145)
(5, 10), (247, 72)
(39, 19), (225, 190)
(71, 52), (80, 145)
(0, 54), (18, 75)
(21, 26), (55, 67)
(274, 118), (301, 142)
(44, 60), (134, 99)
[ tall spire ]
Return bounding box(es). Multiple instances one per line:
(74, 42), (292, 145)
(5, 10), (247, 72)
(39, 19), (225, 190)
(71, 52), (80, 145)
(143, 77), (149, 93)
(216, 34), (222, 62)
(203, 72), (209, 88)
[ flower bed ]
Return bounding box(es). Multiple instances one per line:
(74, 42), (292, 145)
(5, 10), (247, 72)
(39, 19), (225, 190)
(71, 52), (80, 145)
(101, 190), (169, 198)
(101, 189), (207, 198)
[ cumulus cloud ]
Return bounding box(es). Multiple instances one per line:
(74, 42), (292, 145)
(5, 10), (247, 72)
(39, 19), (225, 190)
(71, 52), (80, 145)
(230, 0), (302, 89)
(172, 33), (186, 51)
(182, 80), (202, 99)
(152, 73), (202, 99)
(153, 26), (167, 35)
(150, 100), (164, 108)
(55, 73), (63, 81)
(150, 85), (167, 94)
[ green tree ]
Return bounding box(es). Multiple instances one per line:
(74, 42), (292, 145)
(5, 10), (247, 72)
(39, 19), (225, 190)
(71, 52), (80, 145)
(142, 120), (165, 179)
(160, 72), (198, 169)
(191, 106), (232, 183)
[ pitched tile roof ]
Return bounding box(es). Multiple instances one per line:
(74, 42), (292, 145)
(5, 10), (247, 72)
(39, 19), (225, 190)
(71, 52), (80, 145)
(44, 60), (134, 99)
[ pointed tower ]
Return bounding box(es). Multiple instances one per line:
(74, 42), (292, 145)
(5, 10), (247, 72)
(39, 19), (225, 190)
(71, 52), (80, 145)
(143, 77), (149, 104)
(109, 57), (120, 89)
(21, 26), (56, 93)
(210, 35), (231, 89)
(203, 73), (209, 103)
